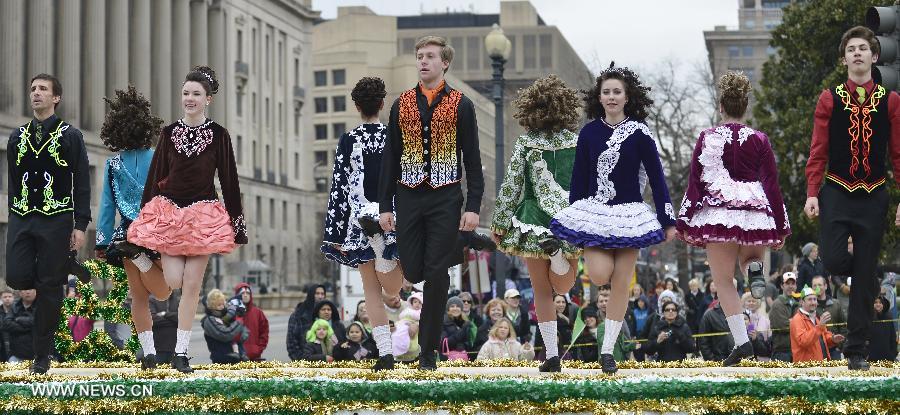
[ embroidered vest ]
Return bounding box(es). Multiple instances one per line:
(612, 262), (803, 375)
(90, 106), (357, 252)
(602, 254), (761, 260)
(10, 119), (75, 216)
(397, 88), (463, 188)
(826, 83), (890, 192)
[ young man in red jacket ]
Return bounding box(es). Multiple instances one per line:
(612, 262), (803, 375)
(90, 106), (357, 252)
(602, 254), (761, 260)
(234, 283), (269, 361)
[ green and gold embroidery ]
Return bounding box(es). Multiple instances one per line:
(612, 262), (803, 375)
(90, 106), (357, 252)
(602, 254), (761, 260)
(17, 120), (68, 166)
(15, 126), (29, 165)
(12, 173), (29, 212)
(41, 172), (70, 211)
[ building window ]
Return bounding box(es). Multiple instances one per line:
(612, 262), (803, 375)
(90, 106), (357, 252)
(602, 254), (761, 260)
(314, 97), (327, 113)
(728, 46), (740, 58)
(450, 37), (464, 69)
(266, 98), (270, 126)
(314, 70), (326, 86)
(332, 96), (346, 112)
(333, 123), (346, 139)
(236, 92), (243, 117)
(252, 141), (258, 168)
(236, 135), (242, 165)
(294, 152), (299, 179)
(314, 151), (327, 166)
(278, 40), (284, 85)
(402, 38), (415, 54)
(278, 148), (283, 175)
(251, 28), (257, 74)
(764, 19), (780, 29)
(282, 201), (287, 230)
(315, 124), (327, 140)
(237, 30), (243, 61)
(744, 68), (756, 82)
(265, 144), (270, 172)
(294, 58), (300, 85)
(252, 93), (257, 123)
(539, 34), (552, 69)
(332, 69), (346, 85)
(523, 35), (536, 69)
(766, 46), (777, 56)
(294, 114), (299, 135)
(269, 199), (275, 228)
(296, 204), (302, 232)
(467, 36), (480, 70)
(265, 34), (270, 80)
(255, 196), (261, 224)
(744, 19), (756, 29)
(742, 46), (754, 57)
(507, 36), (516, 70)
(278, 102), (283, 131)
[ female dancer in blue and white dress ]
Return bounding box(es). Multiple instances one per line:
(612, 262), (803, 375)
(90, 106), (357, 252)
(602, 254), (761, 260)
(321, 77), (403, 371)
(550, 64), (676, 374)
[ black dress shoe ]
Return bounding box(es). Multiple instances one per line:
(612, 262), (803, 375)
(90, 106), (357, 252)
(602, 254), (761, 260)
(418, 353), (437, 371)
(748, 261), (766, 299)
(358, 216), (384, 237)
(30, 356), (51, 375)
(172, 354), (194, 373)
(140, 354), (157, 370)
(538, 356), (561, 373)
(722, 341), (755, 367)
(68, 251), (92, 284)
(112, 240), (145, 259)
(372, 354), (395, 371)
(600, 353), (618, 374)
(847, 355), (871, 371)
(460, 231), (497, 252)
(538, 238), (562, 256)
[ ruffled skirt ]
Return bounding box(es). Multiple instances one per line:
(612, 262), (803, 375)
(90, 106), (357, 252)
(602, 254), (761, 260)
(677, 206), (784, 248)
(320, 201), (398, 267)
(128, 196), (237, 256)
(550, 199), (663, 249)
(105, 219), (160, 267)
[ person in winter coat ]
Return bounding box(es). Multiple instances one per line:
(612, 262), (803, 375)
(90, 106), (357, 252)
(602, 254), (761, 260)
(626, 295), (652, 362)
(573, 308), (599, 362)
(301, 318), (335, 362)
(474, 298), (508, 351)
(288, 299), (346, 360)
(234, 283), (269, 361)
(646, 301), (695, 362)
(440, 296), (472, 360)
(790, 286), (844, 362)
(741, 311), (770, 358)
(392, 295), (422, 363)
(797, 243), (828, 295)
(477, 317), (534, 361)
(698, 302), (734, 362)
(684, 278), (709, 333)
(334, 321), (378, 361)
(741, 292), (770, 341)
(769, 271), (799, 362)
(2, 290), (36, 362)
(867, 295), (897, 362)
(201, 289), (249, 364)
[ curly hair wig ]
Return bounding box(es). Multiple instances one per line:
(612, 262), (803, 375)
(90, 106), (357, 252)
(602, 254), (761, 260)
(512, 74), (582, 134)
(351, 77), (386, 118)
(100, 85), (163, 152)
(583, 62), (653, 121)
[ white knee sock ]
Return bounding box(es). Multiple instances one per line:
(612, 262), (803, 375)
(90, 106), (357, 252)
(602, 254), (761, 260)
(175, 329), (191, 355)
(137, 331), (156, 356)
(549, 251), (570, 275)
(368, 234), (397, 273)
(538, 321), (558, 359)
(601, 319), (623, 355)
(131, 253), (153, 273)
(726, 314), (750, 346)
(372, 324), (392, 357)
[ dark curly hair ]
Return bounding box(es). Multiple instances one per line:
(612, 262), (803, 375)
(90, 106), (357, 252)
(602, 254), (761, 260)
(583, 62), (652, 121)
(100, 85), (163, 151)
(184, 65), (219, 95)
(718, 71), (751, 119)
(351, 77), (386, 118)
(512, 74), (581, 134)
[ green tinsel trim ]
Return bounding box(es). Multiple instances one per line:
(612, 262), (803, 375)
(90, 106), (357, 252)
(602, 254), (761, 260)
(54, 260), (139, 362)
(5, 376), (898, 402)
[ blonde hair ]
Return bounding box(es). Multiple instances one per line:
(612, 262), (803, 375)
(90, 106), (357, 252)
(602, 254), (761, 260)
(741, 291), (768, 316)
(206, 289), (226, 309)
(489, 317), (517, 340)
(512, 74), (582, 134)
(485, 298), (508, 316)
(414, 36), (454, 73)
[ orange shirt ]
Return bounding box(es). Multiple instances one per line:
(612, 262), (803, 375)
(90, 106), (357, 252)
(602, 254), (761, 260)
(419, 80), (446, 106)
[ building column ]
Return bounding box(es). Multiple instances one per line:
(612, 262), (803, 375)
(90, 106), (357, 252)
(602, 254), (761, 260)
(153, 0), (173, 120)
(83, 0), (106, 132)
(27, 0), (54, 81)
(0, 0), (27, 115)
(55, 0), (81, 124)
(208, 0), (226, 121)
(190, 0), (209, 69)
(130, 0), (152, 96)
(172, 0), (192, 120)
(106, 0), (129, 98)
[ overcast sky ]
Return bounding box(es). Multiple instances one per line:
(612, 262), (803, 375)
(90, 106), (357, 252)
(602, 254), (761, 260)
(312, 0), (739, 74)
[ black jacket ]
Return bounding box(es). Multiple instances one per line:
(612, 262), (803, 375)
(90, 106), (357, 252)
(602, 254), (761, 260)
(149, 291), (180, 354)
(0, 299), (35, 360)
(301, 341), (331, 361)
(440, 315), (471, 357)
(646, 315), (695, 362)
(287, 299), (346, 360)
(797, 257), (828, 294)
(698, 304), (734, 361)
(572, 329), (598, 362)
(333, 338), (378, 361)
(868, 303), (898, 361)
(684, 291), (708, 333)
(201, 302), (249, 364)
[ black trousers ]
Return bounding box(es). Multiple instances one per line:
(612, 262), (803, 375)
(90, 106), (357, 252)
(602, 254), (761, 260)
(818, 182), (886, 357)
(6, 214), (72, 358)
(396, 184), (463, 354)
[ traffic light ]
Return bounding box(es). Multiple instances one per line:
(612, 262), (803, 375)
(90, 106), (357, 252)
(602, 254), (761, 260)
(867, 6), (900, 90)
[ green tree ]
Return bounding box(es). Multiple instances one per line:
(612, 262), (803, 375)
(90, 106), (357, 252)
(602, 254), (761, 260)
(753, 0), (900, 260)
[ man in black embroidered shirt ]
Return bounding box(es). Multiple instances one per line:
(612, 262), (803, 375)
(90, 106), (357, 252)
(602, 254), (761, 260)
(378, 36), (484, 370)
(6, 74), (92, 374)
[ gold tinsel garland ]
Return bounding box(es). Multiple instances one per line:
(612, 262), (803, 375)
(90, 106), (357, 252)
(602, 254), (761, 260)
(2, 395), (898, 415)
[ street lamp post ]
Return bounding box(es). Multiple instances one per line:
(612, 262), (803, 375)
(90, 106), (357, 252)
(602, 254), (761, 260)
(485, 24), (512, 298)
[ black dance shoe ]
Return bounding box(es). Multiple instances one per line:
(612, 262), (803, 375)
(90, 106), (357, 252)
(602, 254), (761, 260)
(113, 240), (145, 259)
(418, 352), (437, 371)
(748, 261), (766, 300)
(460, 231), (497, 252)
(68, 251), (92, 284)
(358, 216), (384, 237)
(372, 354), (395, 372)
(600, 353), (618, 374)
(847, 355), (871, 371)
(539, 237), (563, 256)
(538, 356), (561, 373)
(30, 356), (51, 375)
(722, 341), (755, 367)
(172, 354), (194, 373)
(140, 354), (157, 370)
